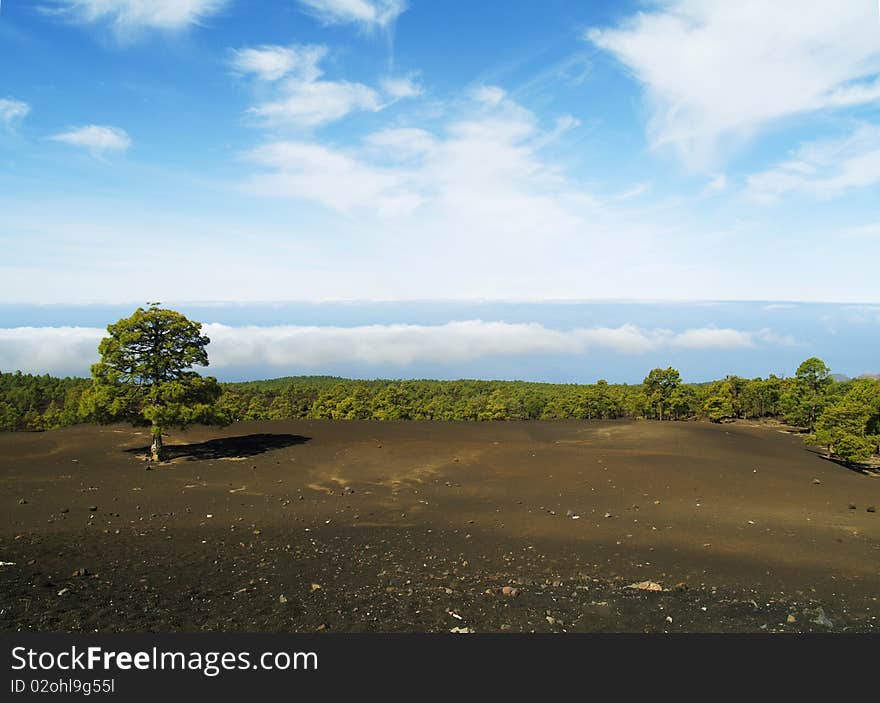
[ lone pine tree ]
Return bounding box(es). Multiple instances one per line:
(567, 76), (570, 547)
(88, 304), (224, 461)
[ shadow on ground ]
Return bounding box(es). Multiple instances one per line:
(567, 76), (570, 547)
(125, 434), (310, 461)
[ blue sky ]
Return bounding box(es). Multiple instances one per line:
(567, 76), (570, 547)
(1, 1), (879, 381)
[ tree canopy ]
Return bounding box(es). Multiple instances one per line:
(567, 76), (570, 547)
(85, 305), (224, 460)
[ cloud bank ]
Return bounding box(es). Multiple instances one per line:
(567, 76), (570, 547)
(0, 321), (791, 377)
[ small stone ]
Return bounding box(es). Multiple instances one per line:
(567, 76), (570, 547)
(71, 568), (89, 577)
(867, 506), (876, 513)
(665, 616), (673, 624)
(501, 586), (520, 597)
(57, 588), (69, 596)
(18, 498), (27, 505)
(60, 508), (69, 514)
(279, 594), (288, 604)
(316, 624), (327, 631)
(848, 504), (857, 510)
(812, 478), (821, 485)
(88, 506), (97, 512)
(310, 583), (322, 592)
(626, 580), (664, 592)
(787, 614), (797, 623)
(546, 616), (558, 626)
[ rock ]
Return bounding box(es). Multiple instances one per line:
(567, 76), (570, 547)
(848, 504), (857, 510)
(60, 508), (69, 513)
(867, 506), (876, 513)
(787, 614), (797, 623)
(343, 487), (355, 495)
(501, 586), (520, 597)
(18, 498), (27, 505)
(812, 478), (821, 485)
(665, 616), (673, 624)
(71, 568), (90, 577)
(625, 581), (664, 592)
(310, 583), (322, 592)
(450, 627), (474, 633)
(604, 512), (613, 519)
(673, 582), (689, 592)
(88, 506), (98, 512)
(546, 616), (558, 625)
(279, 594), (288, 604)
(316, 624), (327, 631)
(57, 588), (69, 596)
(811, 608), (834, 628)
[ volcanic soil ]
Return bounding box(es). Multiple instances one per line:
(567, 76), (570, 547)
(1, 419), (878, 632)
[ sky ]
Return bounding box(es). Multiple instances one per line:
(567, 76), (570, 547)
(1, 1), (879, 382)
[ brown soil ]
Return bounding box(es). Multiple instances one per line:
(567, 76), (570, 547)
(1, 420), (878, 632)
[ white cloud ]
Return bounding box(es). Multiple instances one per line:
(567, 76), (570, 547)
(0, 98), (30, 125)
(245, 141), (417, 215)
(0, 322), (782, 375)
(0, 327), (103, 377)
(50, 125), (131, 154)
(587, 0), (880, 167)
(230, 45), (326, 82)
(297, 0), (406, 30)
(49, 0), (228, 33)
(244, 87), (572, 225)
(380, 74), (423, 99)
(233, 44), (383, 128)
(251, 80), (382, 128)
(746, 124), (880, 202)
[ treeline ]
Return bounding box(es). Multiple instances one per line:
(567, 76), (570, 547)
(1, 357), (878, 464)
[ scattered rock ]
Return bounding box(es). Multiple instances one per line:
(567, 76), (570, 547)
(450, 627), (474, 633)
(625, 581), (664, 592)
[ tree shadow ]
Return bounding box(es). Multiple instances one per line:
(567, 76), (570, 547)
(805, 446), (880, 477)
(125, 434), (310, 461)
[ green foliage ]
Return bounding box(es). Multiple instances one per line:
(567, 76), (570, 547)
(812, 379), (880, 463)
(642, 367), (682, 420)
(780, 357), (832, 430)
(88, 305), (224, 458)
(3, 353), (877, 465)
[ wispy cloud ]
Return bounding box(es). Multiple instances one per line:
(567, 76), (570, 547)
(47, 0), (228, 34)
(233, 44), (390, 128)
(746, 124), (880, 202)
(296, 0), (407, 31)
(0, 321), (789, 376)
(230, 44), (326, 82)
(587, 0), (880, 167)
(0, 98), (30, 126)
(50, 125), (131, 154)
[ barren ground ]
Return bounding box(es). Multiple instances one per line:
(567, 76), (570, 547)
(1, 419), (878, 632)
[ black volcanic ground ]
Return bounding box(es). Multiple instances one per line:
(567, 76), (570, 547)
(1, 419), (878, 632)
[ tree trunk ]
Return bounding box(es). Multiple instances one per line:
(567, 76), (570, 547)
(151, 427), (164, 462)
